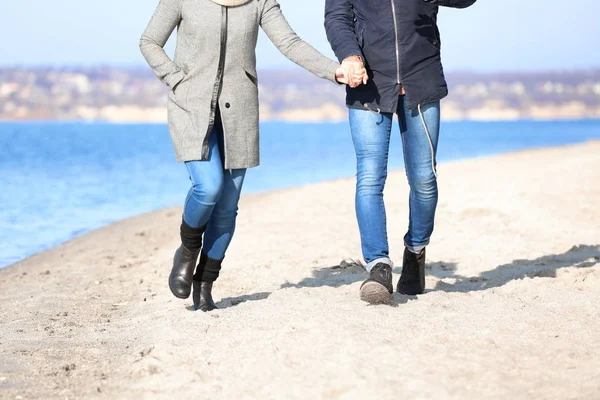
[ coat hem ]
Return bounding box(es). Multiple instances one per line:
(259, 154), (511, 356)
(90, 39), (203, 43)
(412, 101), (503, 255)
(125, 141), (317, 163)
(406, 89), (448, 110)
(175, 152), (259, 170)
(346, 88), (448, 113)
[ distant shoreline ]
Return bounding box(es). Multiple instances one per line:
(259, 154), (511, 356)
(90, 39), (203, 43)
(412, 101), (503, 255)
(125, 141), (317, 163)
(2, 67), (599, 122)
(1, 116), (600, 124)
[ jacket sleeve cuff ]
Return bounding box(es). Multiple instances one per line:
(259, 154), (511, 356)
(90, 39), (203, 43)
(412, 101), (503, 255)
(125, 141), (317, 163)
(324, 59), (344, 85)
(165, 69), (186, 91)
(334, 45), (364, 64)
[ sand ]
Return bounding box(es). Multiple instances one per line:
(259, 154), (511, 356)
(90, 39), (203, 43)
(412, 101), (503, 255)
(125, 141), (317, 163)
(1, 141), (599, 399)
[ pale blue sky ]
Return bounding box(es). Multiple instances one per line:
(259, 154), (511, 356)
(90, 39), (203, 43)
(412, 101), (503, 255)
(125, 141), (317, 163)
(1, 0), (599, 71)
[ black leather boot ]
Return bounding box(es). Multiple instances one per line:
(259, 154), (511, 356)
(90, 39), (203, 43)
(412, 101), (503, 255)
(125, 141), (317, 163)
(192, 255), (222, 312)
(168, 219), (205, 299)
(397, 247), (426, 295)
(193, 281), (218, 312)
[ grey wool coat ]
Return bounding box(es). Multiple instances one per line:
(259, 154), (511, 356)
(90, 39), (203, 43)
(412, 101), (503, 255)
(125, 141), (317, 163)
(140, 0), (341, 169)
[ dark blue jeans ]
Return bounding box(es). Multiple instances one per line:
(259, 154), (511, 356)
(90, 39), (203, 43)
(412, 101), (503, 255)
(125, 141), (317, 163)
(183, 126), (246, 260)
(349, 96), (440, 271)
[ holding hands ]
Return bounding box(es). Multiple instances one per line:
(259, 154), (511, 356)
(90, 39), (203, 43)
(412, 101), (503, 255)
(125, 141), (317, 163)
(335, 56), (368, 88)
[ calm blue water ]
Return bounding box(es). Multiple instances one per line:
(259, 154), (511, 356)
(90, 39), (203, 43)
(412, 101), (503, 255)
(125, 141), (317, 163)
(1, 120), (599, 268)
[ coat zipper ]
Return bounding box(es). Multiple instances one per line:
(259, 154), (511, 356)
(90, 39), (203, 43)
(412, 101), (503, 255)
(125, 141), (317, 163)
(202, 6), (228, 160)
(390, 0), (401, 85)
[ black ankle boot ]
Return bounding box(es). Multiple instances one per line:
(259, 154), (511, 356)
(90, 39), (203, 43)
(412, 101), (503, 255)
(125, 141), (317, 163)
(397, 247), (426, 295)
(192, 255), (222, 312)
(168, 219), (205, 299)
(193, 281), (218, 312)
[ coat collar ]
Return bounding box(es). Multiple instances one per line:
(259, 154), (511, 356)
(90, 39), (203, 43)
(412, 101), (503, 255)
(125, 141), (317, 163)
(209, 0), (252, 6)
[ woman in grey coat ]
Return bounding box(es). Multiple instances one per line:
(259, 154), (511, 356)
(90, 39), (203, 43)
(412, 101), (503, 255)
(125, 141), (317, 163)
(140, 0), (358, 311)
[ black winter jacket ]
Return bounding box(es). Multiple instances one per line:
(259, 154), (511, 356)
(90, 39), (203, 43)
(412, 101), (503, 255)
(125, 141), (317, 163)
(325, 0), (476, 112)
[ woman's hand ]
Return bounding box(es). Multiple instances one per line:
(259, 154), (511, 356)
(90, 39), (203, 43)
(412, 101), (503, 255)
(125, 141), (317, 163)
(335, 67), (350, 85)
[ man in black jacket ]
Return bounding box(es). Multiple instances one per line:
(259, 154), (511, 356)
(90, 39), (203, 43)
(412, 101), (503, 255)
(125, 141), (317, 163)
(325, 0), (477, 304)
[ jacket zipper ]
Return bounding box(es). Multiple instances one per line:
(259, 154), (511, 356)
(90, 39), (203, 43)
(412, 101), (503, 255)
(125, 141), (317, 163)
(202, 6), (228, 160)
(390, 0), (401, 84)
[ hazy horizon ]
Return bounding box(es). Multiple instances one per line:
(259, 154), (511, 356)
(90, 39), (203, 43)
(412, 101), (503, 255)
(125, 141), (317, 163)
(3, 64), (600, 75)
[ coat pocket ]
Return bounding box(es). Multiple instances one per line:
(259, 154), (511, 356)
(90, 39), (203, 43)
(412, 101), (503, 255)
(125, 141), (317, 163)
(243, 67), (258, 87)
(169, 74), (192, 111)
(167, 99), (191, 149)
(243, 67), (258, 88)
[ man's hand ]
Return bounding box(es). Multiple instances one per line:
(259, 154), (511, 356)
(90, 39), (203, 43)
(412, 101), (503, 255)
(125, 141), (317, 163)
(341, 56), (368, 88)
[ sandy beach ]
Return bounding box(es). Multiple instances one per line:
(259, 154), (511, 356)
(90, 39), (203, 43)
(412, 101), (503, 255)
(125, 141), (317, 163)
(1, 141), (599, 399)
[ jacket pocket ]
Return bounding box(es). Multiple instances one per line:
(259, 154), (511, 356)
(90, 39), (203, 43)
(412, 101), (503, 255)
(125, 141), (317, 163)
(431, 26), (441, 49)
(357, 28), (365, 48)
(429, 13), (441, 49)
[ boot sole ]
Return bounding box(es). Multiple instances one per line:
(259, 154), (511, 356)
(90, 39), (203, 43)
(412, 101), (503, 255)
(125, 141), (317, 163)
(360, 282), (394, 305)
